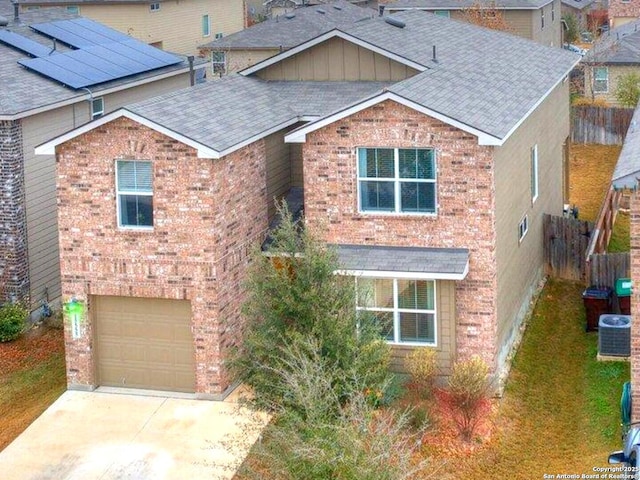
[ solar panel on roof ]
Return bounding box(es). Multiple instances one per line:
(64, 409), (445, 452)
(0, 30), (53, 57)
(30, 18), (132, 48)
(13, 17), (182, 89)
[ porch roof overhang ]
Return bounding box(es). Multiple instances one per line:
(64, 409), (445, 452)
(333, 244), (469, 280)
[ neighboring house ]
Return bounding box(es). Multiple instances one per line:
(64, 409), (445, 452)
(560, 0), (597, 29)
(0, 3), (204, 312)
(38, 10), (578, 398)
(381, 0), (563, 47)
(610, 106), (640, 421)
(199, 0), (373, 76)
(17, 0), (245, 55)
(610, 0), (639, 29)
(265, 0), (373, 17)
(582, 20), (640, 105)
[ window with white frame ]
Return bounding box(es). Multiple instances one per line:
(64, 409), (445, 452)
(593, 67), (608, 92)
(531, 144), (539, 203)
(66, 5), (79, 14)
(356, 277), (436, 345)
(541, 8), (545, 29)
(91, 97), (104, 120)
(551, 2), (554, 22)
(116, 161), (153, 228)
(518, 214), (529, 242)
(202, 14), (210, 36)
(357, 147), (436, 214)
(149, 2), (160, 12)
(211, 51), (226, 74)
(434, 10), (450, 17)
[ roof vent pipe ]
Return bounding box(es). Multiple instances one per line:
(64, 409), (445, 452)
(12, 1), (19, 24)
(0, 15), (9, 26)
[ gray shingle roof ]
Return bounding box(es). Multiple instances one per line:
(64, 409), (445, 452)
(383, 0), (553, 10)
(334, 244), (469, 277)
(337, 10), (578, 139)
(583, 20), (640, 65)
(613, 106), (640, 190)
(0, 1), (194, 117)
(126, 76), (390, 153)
(560, 0), (595, 10)
(199, 0), (373, 51)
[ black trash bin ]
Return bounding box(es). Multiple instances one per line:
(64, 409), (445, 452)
(582, 286), (612, 332)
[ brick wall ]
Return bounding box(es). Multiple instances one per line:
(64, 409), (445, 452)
(302, 100), (499, 370)
(609, 0), (640, 22)
(0, 120), (29, 304)
(56, 117), (268, 395)
(631, 190), (640, 421)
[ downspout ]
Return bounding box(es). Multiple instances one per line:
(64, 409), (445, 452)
(80, 87), (94, 126)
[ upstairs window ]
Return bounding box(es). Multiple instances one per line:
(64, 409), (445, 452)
(434, 10), (450, 18)
(356, 277), (437, 345)
(541, 8), (545, 29)
(518, 214), (529, 242)
(66, 5), (79, 14)
(91, 97), (104, 120)
(357, 148), (436, 214)
(116, 161), (153, 229)
(551, 2), (555, 22)
(202, 14), (210, 37)
(593, 67), (608, 92)
(149, 3), (160, 12)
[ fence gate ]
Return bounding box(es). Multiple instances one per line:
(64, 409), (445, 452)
(543, 214), (593, 282)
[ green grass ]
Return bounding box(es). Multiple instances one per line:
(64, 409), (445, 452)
(608, 211), (630, 253)
(446, 278), (629, 479)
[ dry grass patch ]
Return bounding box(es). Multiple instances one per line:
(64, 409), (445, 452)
(0, 325), (66, 450)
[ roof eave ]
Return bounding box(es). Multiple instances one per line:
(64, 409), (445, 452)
(35, 109), (221, 159)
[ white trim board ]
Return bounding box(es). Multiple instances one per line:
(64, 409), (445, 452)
(285, 91), (503, 146)
(239, 29), (429, 77)
(335, 264), (469, 281)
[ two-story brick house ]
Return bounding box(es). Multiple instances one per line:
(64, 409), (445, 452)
(39, 10), (579, 397)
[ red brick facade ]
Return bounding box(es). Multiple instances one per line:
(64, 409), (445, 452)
(303, 100), (499, 369)
(56, 117), (268, 396)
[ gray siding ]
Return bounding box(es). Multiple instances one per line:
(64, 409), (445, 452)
(21, 72), (191, 308)
(492, 78), (568, 370)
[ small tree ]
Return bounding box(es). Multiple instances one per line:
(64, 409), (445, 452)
(562, 13), (579, 44)
(615, 72), (640, 107)
(230, 203), (391, 416)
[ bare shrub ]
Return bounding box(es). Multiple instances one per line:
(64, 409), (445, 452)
(448, 356), (490, 440)
(405, 348), (439, 398)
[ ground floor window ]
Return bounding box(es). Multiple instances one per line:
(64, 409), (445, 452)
(355, 277), (436, 345)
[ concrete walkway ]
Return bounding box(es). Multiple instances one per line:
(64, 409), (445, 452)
(0, 389), (268, 480)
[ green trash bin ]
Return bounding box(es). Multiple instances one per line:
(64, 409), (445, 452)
(616, 278), (632, 315)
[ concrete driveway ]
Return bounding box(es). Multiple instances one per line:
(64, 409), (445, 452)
(0, 389), (269, 480)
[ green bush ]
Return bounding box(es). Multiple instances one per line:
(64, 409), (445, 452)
(230, 202), (391, 416)
(448, 356), (491, 440)
(0, 302), (28, 342)
(562, 14), (579, 44)
(234, 335), (429, 480)
(615, 72), (640, 107)
(405, 348), (439, 398)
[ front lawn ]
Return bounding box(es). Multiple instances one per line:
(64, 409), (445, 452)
(0, 325), (66, 450)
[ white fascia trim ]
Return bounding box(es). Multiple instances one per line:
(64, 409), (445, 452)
(498, 60), (581, 144)
(2, 66), (197, 121)
(35, 109), (221, 159)
(335, 264), (469, 281)
(240, 30), (428, 77)
(285, 91), (503, 146)
(385, 1), (553, 11)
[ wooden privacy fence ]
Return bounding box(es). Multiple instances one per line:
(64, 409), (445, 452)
(543, 214), (593, 282)
(586, 187), (622, 257)
(588, 252), (630, 288)
(571, 106), (634, 145)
